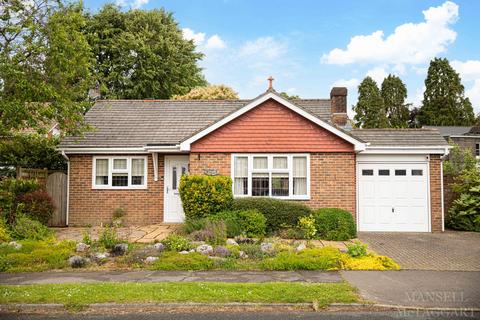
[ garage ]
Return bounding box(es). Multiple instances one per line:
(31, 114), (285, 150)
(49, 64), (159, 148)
(357, 157), (430, 232)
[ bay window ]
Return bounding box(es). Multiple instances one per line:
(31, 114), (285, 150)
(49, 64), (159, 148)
(232, 154), (309, 199)
(93, 156), (147, 189)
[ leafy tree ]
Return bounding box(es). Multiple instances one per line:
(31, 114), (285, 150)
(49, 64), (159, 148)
(173, 85), (238, 100)
(279, 92), (300, 100)
(353, 77), (389, 128)
(0, 1), (93, 135)
(443, 142), (478, 176)
(418, 58), (475, 126)
(381, 75), (409, 128)
(86, 4), (206, 99)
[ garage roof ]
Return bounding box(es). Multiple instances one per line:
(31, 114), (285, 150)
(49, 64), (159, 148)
(350, 129), (449, 147)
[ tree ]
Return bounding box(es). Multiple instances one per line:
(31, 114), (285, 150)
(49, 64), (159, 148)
(353, 77), (389, 128)
(279, 92), (300, 100)
(0, 1), (93, 135)
(173, 85), (238, 100)
(86, 4), (206, 99)
(418, 58), (475, 126)
(381, 75), (409, 128)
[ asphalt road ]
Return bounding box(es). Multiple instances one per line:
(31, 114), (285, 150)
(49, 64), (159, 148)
(1, 312), (479, 320)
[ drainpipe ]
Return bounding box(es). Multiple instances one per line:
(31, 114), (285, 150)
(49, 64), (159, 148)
(61, 151), (70, 226)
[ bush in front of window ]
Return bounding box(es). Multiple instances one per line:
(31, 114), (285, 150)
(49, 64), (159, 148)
(179, 175), (233, 219)
(313, 208), (357, 241)
(231, 197), (312, 232)
(237, 209), (266, 238)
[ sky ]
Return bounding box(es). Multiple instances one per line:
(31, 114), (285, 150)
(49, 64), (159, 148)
(82, 0), (480, 116)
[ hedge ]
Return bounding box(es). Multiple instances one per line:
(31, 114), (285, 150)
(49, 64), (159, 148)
(313, 208), (356, 241)
(179, 175), (233, 219)
(232, 197), (312, 232)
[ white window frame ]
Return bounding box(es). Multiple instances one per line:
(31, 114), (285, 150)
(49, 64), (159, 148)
(92, 156), (148, 189)
(475, 143), (480, 157)
(231, 154), (310, 200)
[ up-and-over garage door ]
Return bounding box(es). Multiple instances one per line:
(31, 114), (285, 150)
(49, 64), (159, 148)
(357, 161), (430, 232)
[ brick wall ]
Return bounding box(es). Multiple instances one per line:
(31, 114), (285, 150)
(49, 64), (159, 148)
(68, 154), (164, 226)
(429, 155), (443, 232)
(188, 152), (356, 218)
(450, 137), (480, 156)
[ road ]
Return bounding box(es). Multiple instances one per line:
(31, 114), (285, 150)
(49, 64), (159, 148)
(1, 312), (479, 320)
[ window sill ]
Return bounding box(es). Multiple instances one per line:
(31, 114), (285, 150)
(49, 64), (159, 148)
(233, 195), (310, 201)
(92, 186), (148, 190)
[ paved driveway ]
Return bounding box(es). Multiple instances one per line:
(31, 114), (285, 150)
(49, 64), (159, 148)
(358, 231), (480, 271)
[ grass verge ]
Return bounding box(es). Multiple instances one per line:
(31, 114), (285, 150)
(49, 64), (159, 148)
(0, 282), (358, 307)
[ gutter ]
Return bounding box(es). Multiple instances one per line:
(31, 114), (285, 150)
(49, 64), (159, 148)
(61, 151), (70, 226)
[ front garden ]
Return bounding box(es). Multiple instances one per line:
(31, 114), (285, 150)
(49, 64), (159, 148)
(0, 175), (399, 273)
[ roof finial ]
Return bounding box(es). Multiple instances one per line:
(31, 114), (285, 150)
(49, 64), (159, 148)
(267, 76), (274, 91)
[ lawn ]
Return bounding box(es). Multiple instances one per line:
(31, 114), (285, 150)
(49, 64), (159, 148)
(0, 282), (358, 307)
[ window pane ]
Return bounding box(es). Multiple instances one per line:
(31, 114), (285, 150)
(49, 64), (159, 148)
(395, 169), (406, 176)
(272, 173), (289, 196)
(95, 159), (108, 185)
(362, 169), (373, 176)
(379, 169), (390, 176)
(273, 157), (287, 169)
(131, 159), (145, 185)
(412, 169), (423, 176)
(113, 159), (127, 170)
(234, 157), (248, 195)
(293, 157), (307, 177)
(112, 173), (128, 186)
(253, 157), (268, 169)
(293, 177), (307, 195)
(172, 166), (177, 190)
(252, 173), (269, 196)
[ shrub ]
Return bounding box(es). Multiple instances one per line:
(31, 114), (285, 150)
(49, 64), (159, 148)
(182, 217), (207, 235)
(0, 178), (40, 225)
(261, 247), (341, 270)
(11, 215), (52, 240)
(340, 254), (400, 270)
(179, 175), (233, 218)
(189, 220), (227, 245)
(162, 234), (192, 251)
(297, 215), (317, 239)
(98, 227), (119, 249)
(0, 219), (11, 243)
(232, 197), (312, 232)
(447, 169), (480, 232)
(277, 227), (305, 239)
(209, 211), (243, 237)
(238, 243), (267, 260)
(17, 190), (55, 225)
(313, 208), (356, 241)
(151, 252), (213, 270)
(346, 241), (368, 258)
(237, 210), (266, 237)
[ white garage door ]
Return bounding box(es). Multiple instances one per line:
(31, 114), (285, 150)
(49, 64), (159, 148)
(358, 162), (430, 232)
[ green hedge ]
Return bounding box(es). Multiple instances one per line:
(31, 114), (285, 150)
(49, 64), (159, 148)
(179, 175), (233, 219)
(232, 197), (311, 232)
(313, 208), (356, 241)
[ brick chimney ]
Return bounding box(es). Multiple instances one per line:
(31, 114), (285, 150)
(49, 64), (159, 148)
(330, 87), (348, 126)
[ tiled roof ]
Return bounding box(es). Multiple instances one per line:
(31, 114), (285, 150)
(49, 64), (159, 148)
(350, 129), (449, 147)
(423, 126), (472, 137)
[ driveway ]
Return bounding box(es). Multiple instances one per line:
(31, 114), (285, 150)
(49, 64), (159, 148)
(358, 231), (480, 271)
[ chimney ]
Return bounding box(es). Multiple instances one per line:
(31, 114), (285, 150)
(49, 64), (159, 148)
(330, 87), (348, 126)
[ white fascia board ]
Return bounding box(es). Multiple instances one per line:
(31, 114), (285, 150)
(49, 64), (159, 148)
(143, 145), (182, 153)
(361, 146), (450, 155)
(59, 147), (148, 154)
(179, 92), (366, 152)
(449, 135), (480, 139)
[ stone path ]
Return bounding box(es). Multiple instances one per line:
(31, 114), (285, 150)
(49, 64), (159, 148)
(53, 224), (180, 243)
(0, 270), (342, 285)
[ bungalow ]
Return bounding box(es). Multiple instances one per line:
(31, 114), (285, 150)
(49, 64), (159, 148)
(59, 86), (449, 232)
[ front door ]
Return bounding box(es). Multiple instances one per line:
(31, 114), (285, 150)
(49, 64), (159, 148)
(164, 155), (189, 222)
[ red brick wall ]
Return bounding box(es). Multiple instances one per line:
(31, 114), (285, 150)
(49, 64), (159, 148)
(430, 155), (443, 232)
(189, 152), (356, 218)
(68, 154), (164, 226)
(191, 99), (354, 153)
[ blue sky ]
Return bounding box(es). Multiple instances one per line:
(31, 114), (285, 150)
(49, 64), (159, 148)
(83, 0), (480, 115)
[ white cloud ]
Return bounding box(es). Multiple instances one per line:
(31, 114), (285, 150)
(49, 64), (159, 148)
(239, 37), (287, 59)
(115, 0), (149, 9)
(205, 35), (226, 50)
(332, 78), (360, 91)
(410, 86), (425, 108)
(366, 66), (388, 85)
(182, 28), (206, 46)
(451, 60), (480, 81)
(466, 80), (480, 113)
(321, 1), (458, 66)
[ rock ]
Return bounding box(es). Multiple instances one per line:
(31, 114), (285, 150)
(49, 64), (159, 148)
(153, 243), (165, 251)
(76, 242), (90, 253)
(213, 246), (230, 257)
(189, 249), (195, 253)
(8, 241), (22, 250)
(296, 243), (306, 252)
(260, 242), (274, 253)
(111, 243), (129, 256)
(179, 250), (190, 255)
(91, 252), (110, 263)
(239, 251), (248, 259)
(68, 255), (88, 268)
(226, 239), (239, 246)
(145, 256), (159, 264)
(196, 244), (213, 255)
